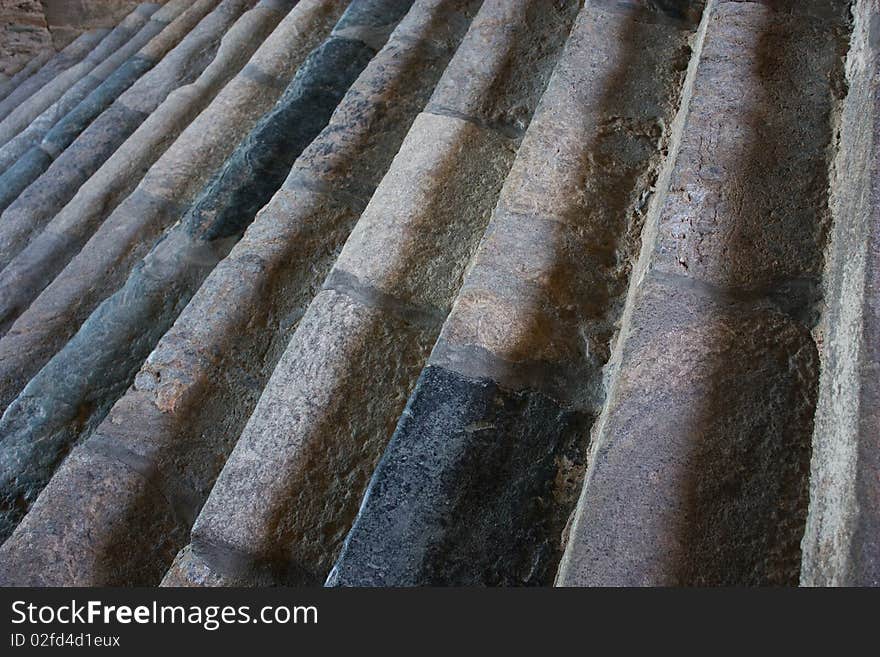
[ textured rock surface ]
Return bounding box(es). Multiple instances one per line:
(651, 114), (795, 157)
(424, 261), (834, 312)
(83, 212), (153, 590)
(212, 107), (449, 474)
(556, 0), (851, 586)
(801, 0), (880, 587)
(330, 0), (702, 586)
(0, 0), (53, 77)
(176, 0), (578, 587)
(0, 2), (180, 172)
(0, 0), (413, 569)
(0, 4), (161, 151)
(0, 0), (877, 588)
(0, 0), (288, 337)
(1, 1), (165, 55)
(0, 0), (339, 415)
(0, 0), (217, 227)
(0, 48), (53, 102)
(0, 28), (107, 124)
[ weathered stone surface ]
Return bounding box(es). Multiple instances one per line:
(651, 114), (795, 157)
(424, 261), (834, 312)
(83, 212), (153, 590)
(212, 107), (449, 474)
(41, 1), (170, 33)
(163, 0), (576, 587)
(561, 275), (819, 586)
(10, 2), (160, 52)
(0, 2), (184, 171)
(0, 28), (107, 124)
(330, 364), (593, 586)
(801, 0), (880, 587)
(0, 0), (476, 587)
(0, 0), (292, 336)
(0, 0), (340, 414)
(0, 446), (188, 586)
(161, 545), (227, 587)
(0, 0), (874, 591)
(178, 288), (437, 585)
(329, 0), (702, 586)
(0, 0), (224, 262)
(0, 48), (53, 103)
(0, 4), (161, 150)
(0, 0), (409, 555)
(52, 0), (216, 143)
(556, 0), (850, 586)
(0, 0), (52, 79)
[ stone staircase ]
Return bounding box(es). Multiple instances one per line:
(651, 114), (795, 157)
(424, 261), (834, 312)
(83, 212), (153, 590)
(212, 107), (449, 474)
(0, 0), (875, 586)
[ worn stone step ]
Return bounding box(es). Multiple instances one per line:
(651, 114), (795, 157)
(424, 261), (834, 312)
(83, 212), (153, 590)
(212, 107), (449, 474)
(0, 0), (341, 415)
(0, 49), (55, 104)
(0, 3), (161, 153)
(0, 0), (225, 252)
(0, 0), (410, 560)
(801, 0), (880, 587)
(555, 0), (852, 586)
(158, 0), (578, 587)
(0, 0), (875, 589)
(0, 2), (188, 172)
(0, 29), (109, 124)
(0, 0), (293, 338)
(0, 0), (476, 587)
(328, 0), (706, 587)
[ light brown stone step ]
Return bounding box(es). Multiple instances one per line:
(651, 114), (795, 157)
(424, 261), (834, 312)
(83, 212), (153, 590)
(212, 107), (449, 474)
(801, 0), (880, 587)
(556, 0), (852, 586)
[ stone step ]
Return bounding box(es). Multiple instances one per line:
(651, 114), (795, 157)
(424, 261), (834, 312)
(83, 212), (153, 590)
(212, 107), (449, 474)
(0, 0), (875, 588)
(161, 0), (579, 587)
(0, 2), (185, 172)
(801, 0), (880, 587)
(0, 3), (161, 154)
(0, 29), (110, 124)
(0, 0), (296, 361)
(0, 0), (341, 416)
(0, 50), (55, 104)
(555, 0), (852, 586)
(0, 0), (224, 245)
(328, 0), (706, 587)
(0, 0), (477, 587)
(0, 0), (412, 570)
